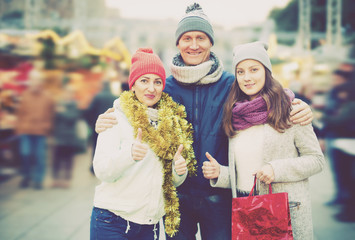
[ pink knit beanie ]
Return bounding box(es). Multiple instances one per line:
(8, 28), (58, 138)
(128, 48), (166, 89)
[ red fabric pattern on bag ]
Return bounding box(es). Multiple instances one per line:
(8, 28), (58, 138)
(232, 181), (293, 239)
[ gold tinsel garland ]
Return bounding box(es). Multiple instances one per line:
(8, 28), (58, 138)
(119, 91), (197, 237)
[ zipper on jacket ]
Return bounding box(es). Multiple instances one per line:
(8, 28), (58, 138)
(193, 86), (199, 141)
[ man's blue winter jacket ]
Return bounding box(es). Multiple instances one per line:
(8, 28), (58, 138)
(164, 71), (235, 197)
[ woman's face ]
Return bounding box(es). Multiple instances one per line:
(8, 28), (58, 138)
(131, 74), (164, 107)
(236, 59), (266, 100)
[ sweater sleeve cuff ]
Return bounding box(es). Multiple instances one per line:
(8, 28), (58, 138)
(210, 165), (230, 188)
(172, 164), (188, 187)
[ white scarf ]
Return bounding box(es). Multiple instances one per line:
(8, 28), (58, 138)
(170, 52), (224, 85)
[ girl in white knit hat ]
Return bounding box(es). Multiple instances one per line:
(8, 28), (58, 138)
(203, 41), (325, 240)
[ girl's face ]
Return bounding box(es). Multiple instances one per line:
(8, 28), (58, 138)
(236, 59), (266, 100)
(131, 74), (164, 107)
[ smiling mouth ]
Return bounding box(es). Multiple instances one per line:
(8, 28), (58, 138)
(245, 84), (255, 88)
(187, 52), (201, 56)
(145, 94), (155, 99)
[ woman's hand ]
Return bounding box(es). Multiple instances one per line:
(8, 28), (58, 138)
(202, 152), (220, 179)
(290, 99), (313, 125)
(174, 144), (187, 176)
(255, 164), (275, 185)
(95, 108), (118, 133)
(131, 128), (148, 161)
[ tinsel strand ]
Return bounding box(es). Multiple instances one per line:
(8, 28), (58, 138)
(119, 91), (197, 237)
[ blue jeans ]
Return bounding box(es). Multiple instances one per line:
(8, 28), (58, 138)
(167, 194), (231, 240)
(90, 207), (159, 240)
(19, 135), (47, 183)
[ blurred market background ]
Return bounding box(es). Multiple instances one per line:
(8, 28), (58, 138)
(0, 0), (355, 239)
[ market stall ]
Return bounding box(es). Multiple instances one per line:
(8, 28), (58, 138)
(0, 29), (131, 172)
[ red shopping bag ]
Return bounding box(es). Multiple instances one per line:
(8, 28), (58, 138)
(232, 178), (293, 240)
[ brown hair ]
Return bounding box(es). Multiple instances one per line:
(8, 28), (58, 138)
(222, 69), (292, 138)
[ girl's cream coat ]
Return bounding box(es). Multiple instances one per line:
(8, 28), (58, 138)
(212, 123), (325, 240)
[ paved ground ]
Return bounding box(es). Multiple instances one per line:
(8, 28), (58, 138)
(0, 149), (354, 240)
(310, 159), (355, 240)
(0, 150), (97, 240)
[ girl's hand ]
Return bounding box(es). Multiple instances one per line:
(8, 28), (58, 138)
(255, 164), (275, 185)
(202, 152), (220, 179)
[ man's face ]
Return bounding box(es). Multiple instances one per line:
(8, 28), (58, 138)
(177, 31), (212, 66)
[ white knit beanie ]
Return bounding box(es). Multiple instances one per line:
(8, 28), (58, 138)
(232, 41), (272, 73)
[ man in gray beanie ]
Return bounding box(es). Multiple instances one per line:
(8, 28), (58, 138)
(175, 3), (214, 46)
(162, 3), (235, 240)
(94, 3), (314, 239)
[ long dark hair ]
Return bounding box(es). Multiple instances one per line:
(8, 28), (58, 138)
(222, 68), (292, 138)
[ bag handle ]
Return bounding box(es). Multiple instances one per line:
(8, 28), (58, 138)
(248, 176), (272, 197)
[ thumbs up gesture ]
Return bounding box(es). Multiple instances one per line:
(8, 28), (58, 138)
(202, 152), (220, 179)
(173, 144), (187, 176)
(131, 128), (149, 161)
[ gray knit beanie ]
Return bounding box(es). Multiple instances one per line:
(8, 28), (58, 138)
(175, 3), (214, 45)
(232, 41), (272, 73)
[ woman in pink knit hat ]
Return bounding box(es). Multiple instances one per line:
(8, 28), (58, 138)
(90, 48), (196, 240)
